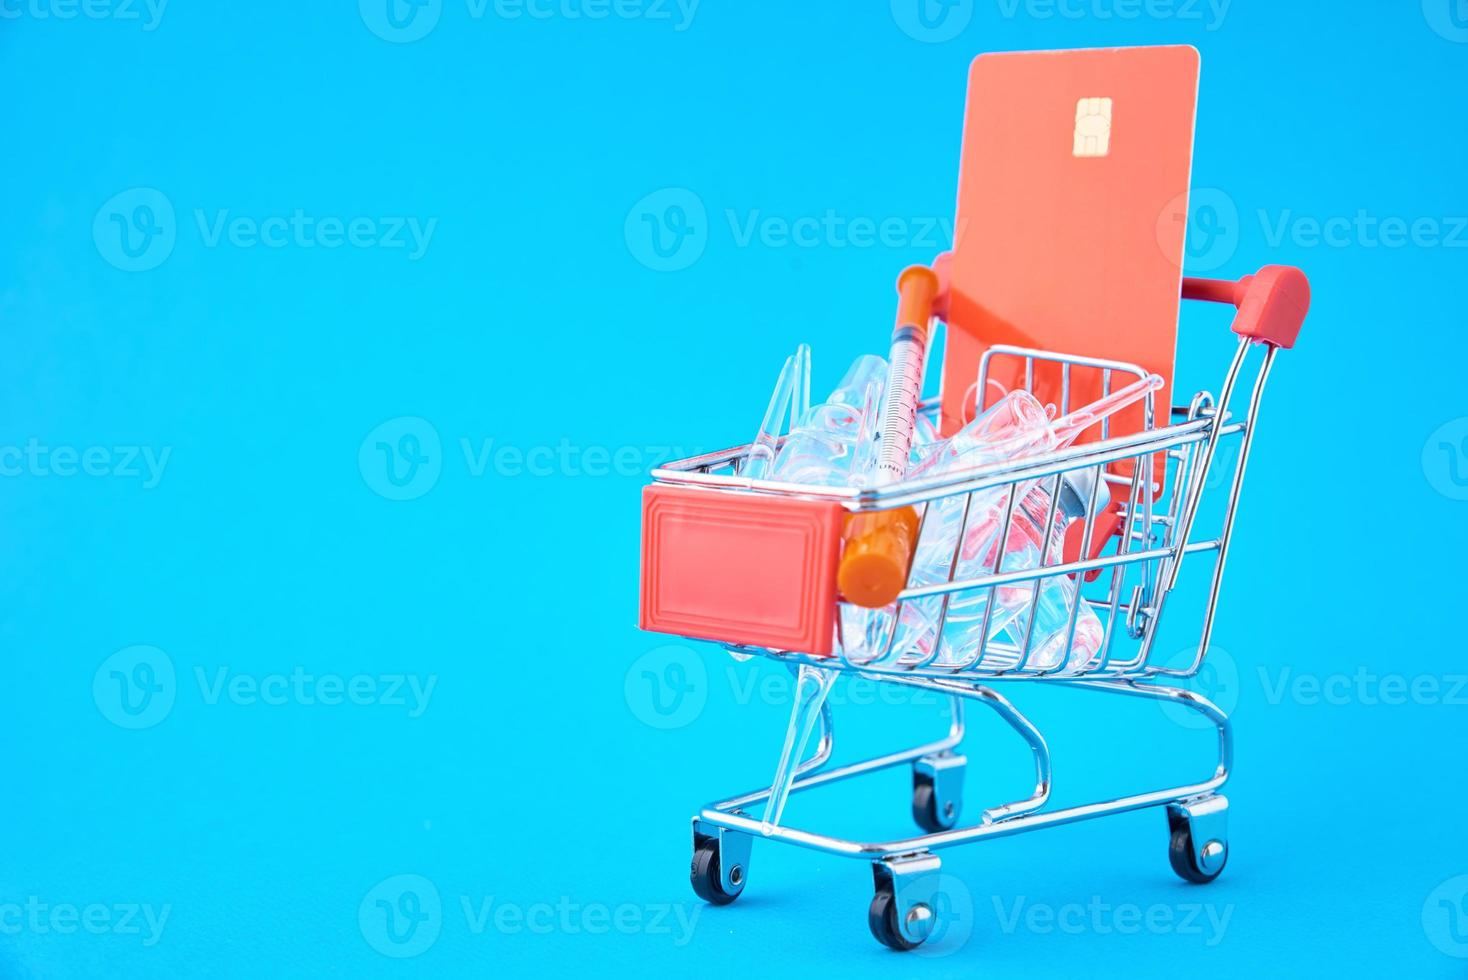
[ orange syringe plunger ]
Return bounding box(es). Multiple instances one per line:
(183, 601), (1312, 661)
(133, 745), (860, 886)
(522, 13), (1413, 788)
(837, 265), (940, 610)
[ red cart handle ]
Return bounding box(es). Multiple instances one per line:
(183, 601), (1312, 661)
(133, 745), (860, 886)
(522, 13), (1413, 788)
(1182, 265), (1310, 349)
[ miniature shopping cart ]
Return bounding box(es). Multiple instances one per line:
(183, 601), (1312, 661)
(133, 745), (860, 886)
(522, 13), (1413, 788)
(638, 46), (1310, 951)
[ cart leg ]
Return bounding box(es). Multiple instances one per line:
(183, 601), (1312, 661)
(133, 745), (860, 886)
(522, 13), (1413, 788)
(1166, 793), (1228, 884)
(690, 819), (753, 905)
(869, 852), (942, 951)
(904, 680), (1052, 824)
(911, 748), (965, 834)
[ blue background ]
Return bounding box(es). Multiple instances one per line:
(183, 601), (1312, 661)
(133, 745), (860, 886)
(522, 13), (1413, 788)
(2, 1), (1466, 976)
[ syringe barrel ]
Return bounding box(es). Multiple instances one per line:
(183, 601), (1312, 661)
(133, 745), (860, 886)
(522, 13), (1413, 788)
(873, 265), (941, 487)
(874, 324), (928, 485)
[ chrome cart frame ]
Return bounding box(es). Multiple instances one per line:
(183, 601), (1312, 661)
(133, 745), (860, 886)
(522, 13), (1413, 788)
(646, 271), (1305, 950)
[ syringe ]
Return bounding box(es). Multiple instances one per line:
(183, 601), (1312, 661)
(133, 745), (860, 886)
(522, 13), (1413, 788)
(837, 265), (940, 609)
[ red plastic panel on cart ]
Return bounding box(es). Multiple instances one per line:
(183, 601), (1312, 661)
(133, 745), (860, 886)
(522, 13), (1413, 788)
(639, 485), (843, 656)
(939, 46), (1200, 447)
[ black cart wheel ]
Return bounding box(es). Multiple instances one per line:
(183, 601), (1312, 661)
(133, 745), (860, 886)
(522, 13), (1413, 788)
(911, 773), (958, 834)
(868, 884), (923, 951)
(690, 839), (744, 905)
(1167, 815), (1228, 884)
